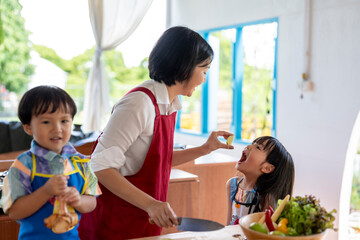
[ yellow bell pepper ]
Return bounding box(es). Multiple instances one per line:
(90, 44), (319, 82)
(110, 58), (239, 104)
(277, 218), (288, 234)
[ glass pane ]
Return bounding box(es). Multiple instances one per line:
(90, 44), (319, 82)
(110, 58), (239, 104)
(241, 23), (277, 140)
(179, 88), (202, 133)
(209, 29), (235, 132)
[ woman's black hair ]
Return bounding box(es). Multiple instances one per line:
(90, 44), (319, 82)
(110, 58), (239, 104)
(18, 85), (77, 125)
(148, 26), (213, 86)
(253, 136), (295, 211)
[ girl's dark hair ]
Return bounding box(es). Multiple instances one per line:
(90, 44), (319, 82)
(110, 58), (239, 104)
(148, 26), (213, 86)
(18, 85), (77, 125)
(253, 136), (295, 211)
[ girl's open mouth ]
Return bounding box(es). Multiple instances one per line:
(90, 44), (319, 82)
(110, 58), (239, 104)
(239, 152), (247, 163)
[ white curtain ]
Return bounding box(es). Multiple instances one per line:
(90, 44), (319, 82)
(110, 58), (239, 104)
(83, 0), (154, 132)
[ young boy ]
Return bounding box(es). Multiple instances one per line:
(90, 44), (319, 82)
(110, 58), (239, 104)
(0, 85), (100, 239)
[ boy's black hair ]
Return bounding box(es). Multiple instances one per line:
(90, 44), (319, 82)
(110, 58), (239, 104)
(18, 85), (77, 125)
(148, 26), (213, 86)
(252, 136), (295, 211)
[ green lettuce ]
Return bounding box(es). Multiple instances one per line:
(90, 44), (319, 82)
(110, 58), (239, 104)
(278, 195), (336, 236)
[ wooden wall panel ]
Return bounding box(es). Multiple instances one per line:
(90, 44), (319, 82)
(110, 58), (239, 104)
(174, 161), (238, 226)
(0, 215), (19, 240)
(162, 170), (200, 234)
(74, 142), (95, 155)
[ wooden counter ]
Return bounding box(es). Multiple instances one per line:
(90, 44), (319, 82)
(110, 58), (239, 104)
(173, 155), (239, 227)
(0, 215), (19, 240)
(162, 169), (200, 234)
(0, 150), (25, 171)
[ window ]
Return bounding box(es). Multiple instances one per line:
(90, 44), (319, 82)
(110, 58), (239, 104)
(176, 19), (279, 143)
(339, 111), (360, 239)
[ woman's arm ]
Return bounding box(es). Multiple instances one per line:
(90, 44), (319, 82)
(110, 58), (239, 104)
(226, 178), (233, 225)
(172, 131), (234, 166)
(95, 168), (178, 228)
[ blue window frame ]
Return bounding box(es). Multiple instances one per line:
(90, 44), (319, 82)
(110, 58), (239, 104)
(176, 18), (279, 144)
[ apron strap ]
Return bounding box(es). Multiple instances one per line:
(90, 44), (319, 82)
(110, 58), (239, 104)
(126, 87), (160, 116)
(233, 178), (259, 214)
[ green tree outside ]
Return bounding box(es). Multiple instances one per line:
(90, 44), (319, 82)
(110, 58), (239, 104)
(0, 1), (4, 45)
(0, 0), (34, 111)
(33, 45), (149, 113)
(351, 144), (360, 211)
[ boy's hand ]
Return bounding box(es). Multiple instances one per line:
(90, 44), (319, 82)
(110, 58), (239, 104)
(61, 186), (81, 208)
(44, 175), (69, 197)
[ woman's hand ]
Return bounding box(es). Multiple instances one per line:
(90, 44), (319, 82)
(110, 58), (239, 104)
(202, 131), (234, 154)
(172, 131), (234, 166)
(147, 200), (178, 228)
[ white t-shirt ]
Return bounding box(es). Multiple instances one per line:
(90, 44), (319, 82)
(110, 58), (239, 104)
(90, 80), (182, 176)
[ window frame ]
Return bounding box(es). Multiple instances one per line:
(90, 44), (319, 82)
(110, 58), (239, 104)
(175, 18), (279, 144)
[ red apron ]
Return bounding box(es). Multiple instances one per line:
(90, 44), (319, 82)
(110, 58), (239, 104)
(78, 87), (176, 240)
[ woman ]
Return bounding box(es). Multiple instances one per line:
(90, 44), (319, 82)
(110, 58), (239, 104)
(78, 26), (234, 240)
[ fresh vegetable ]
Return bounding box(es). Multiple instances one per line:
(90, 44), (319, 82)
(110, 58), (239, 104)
(226, 135), (234, 145)
(271, 194), (290, 222)
(250, 195), (336, 237)
(268, 206), (274, 216)
(269, 230), (286, 236)
(258, 195), (288, 224)
(264, 209), (275, 232)
(276, 218), (288, 234)
(258, 214), (265, 224)
(278, 195), (336, 236)
(249, 222), (268, 234)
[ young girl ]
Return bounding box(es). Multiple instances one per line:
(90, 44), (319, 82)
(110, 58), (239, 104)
(0, 86), (101, 239)
(226, 136), (294, 225)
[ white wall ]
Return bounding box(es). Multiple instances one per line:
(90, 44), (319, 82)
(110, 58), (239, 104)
(169, 1), (360, 239)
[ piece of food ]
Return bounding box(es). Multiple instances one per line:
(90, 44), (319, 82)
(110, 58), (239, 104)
(264, 209), (275, 232)
(226, 135), (234, 145)
(276, 218), (288, 234)
(44, 198), (78, 233)
(271, 194), (289, 222)
(258, 214), (265, 224)
(269, 230), (286, 236)
(268, 206), (274, 216)
(249, 222), (268, 234)
(258, 195), (288, 224)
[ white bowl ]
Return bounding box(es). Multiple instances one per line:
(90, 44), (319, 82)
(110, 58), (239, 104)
(239, 212), (328, 240)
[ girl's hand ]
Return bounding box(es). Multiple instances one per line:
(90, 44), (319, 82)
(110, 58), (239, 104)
(61, 186), (81, 208)
(147, 200), (178, 228)
(43, 175), (69, 197)
(202, 131), (234, 153)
